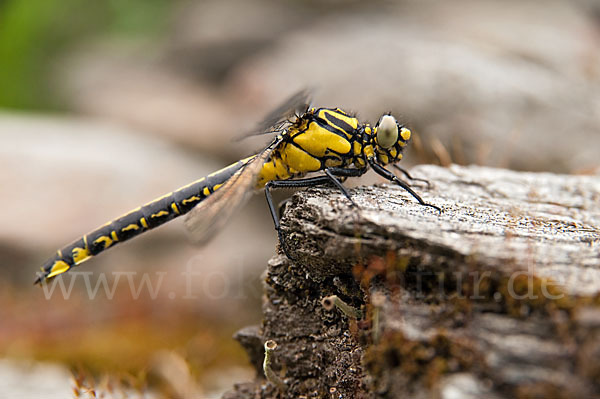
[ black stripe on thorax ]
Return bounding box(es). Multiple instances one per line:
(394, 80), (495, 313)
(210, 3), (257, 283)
(287, 110), (355, 140)
(317, 111), (356, 136)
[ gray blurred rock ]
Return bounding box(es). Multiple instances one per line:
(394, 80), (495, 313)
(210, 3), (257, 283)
(168, 0), (310, 81)
(59, 0), (600, 174)
(230, 0), (600, 173)
(0, 113), (274, 315)
(0, 360), (74, 399)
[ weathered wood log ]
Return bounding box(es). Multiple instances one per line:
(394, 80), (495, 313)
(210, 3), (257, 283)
(224, 164), (600, 399)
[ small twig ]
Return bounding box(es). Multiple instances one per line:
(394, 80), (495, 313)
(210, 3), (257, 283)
(321, 295), (363, 319)
(263, 340), (287, 392)
(430, 137), (452, 166)
(370, 292), (386, 343)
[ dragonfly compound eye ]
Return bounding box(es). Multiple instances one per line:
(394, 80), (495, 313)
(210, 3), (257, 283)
(376, 114), (399, 149)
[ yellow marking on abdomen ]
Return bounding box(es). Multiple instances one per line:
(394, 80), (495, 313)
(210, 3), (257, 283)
(171, 203), (180, 214)
(182, 196), (201, 205)
(47, 260), (71, 279)
(151, 210), (169, 218)
(72, 247), (91, 264)
(94, 236), (113, 249)
(202, 187), (210, 196)
(122, 224), (140, 232)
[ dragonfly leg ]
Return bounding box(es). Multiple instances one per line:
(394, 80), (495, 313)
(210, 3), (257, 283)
(369, 160), (441, 213)
(392, 165), (431, 188)
(323, 166), (370, 205)
(323, 169), (357, 206)
(265, 172), (356, 259)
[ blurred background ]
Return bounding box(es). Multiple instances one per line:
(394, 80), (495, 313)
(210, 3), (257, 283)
(1, 0), (599, 397)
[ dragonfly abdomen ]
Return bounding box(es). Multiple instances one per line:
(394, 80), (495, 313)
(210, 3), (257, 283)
(36, 159), (249, 283)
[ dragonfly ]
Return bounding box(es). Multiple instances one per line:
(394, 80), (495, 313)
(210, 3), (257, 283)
(35, 91), (440, 284)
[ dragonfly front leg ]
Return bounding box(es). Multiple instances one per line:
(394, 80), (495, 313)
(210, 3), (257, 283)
(392, 164), (431, 188)
(369, 160), (441, 212)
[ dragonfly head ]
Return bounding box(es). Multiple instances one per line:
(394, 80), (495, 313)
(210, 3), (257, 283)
(372, 114), (411, 165)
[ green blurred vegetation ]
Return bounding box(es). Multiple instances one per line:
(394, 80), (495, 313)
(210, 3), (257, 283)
(0, 0), (173, 110)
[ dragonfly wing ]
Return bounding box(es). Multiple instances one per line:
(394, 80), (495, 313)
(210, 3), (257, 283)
(184, 136), (282, 243)
(238, 89), (311, 140)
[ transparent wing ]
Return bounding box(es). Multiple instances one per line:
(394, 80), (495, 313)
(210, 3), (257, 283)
(236, 89), (311, 140)
(184, 136), (282, 243)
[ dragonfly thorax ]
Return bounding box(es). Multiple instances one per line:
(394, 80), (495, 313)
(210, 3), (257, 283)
(256, 107), (362, 186)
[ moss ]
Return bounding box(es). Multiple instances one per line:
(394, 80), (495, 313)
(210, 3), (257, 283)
(364, 330), (482, 393)
(358, 251), (600, 397)
(514, 383), (573, 399)
(358, 251), (584, 318)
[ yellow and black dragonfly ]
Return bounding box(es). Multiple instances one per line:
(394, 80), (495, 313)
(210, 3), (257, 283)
(35, 91), (439, 284)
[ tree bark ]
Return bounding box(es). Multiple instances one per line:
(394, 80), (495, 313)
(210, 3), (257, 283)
(224, 164), (600, 399)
